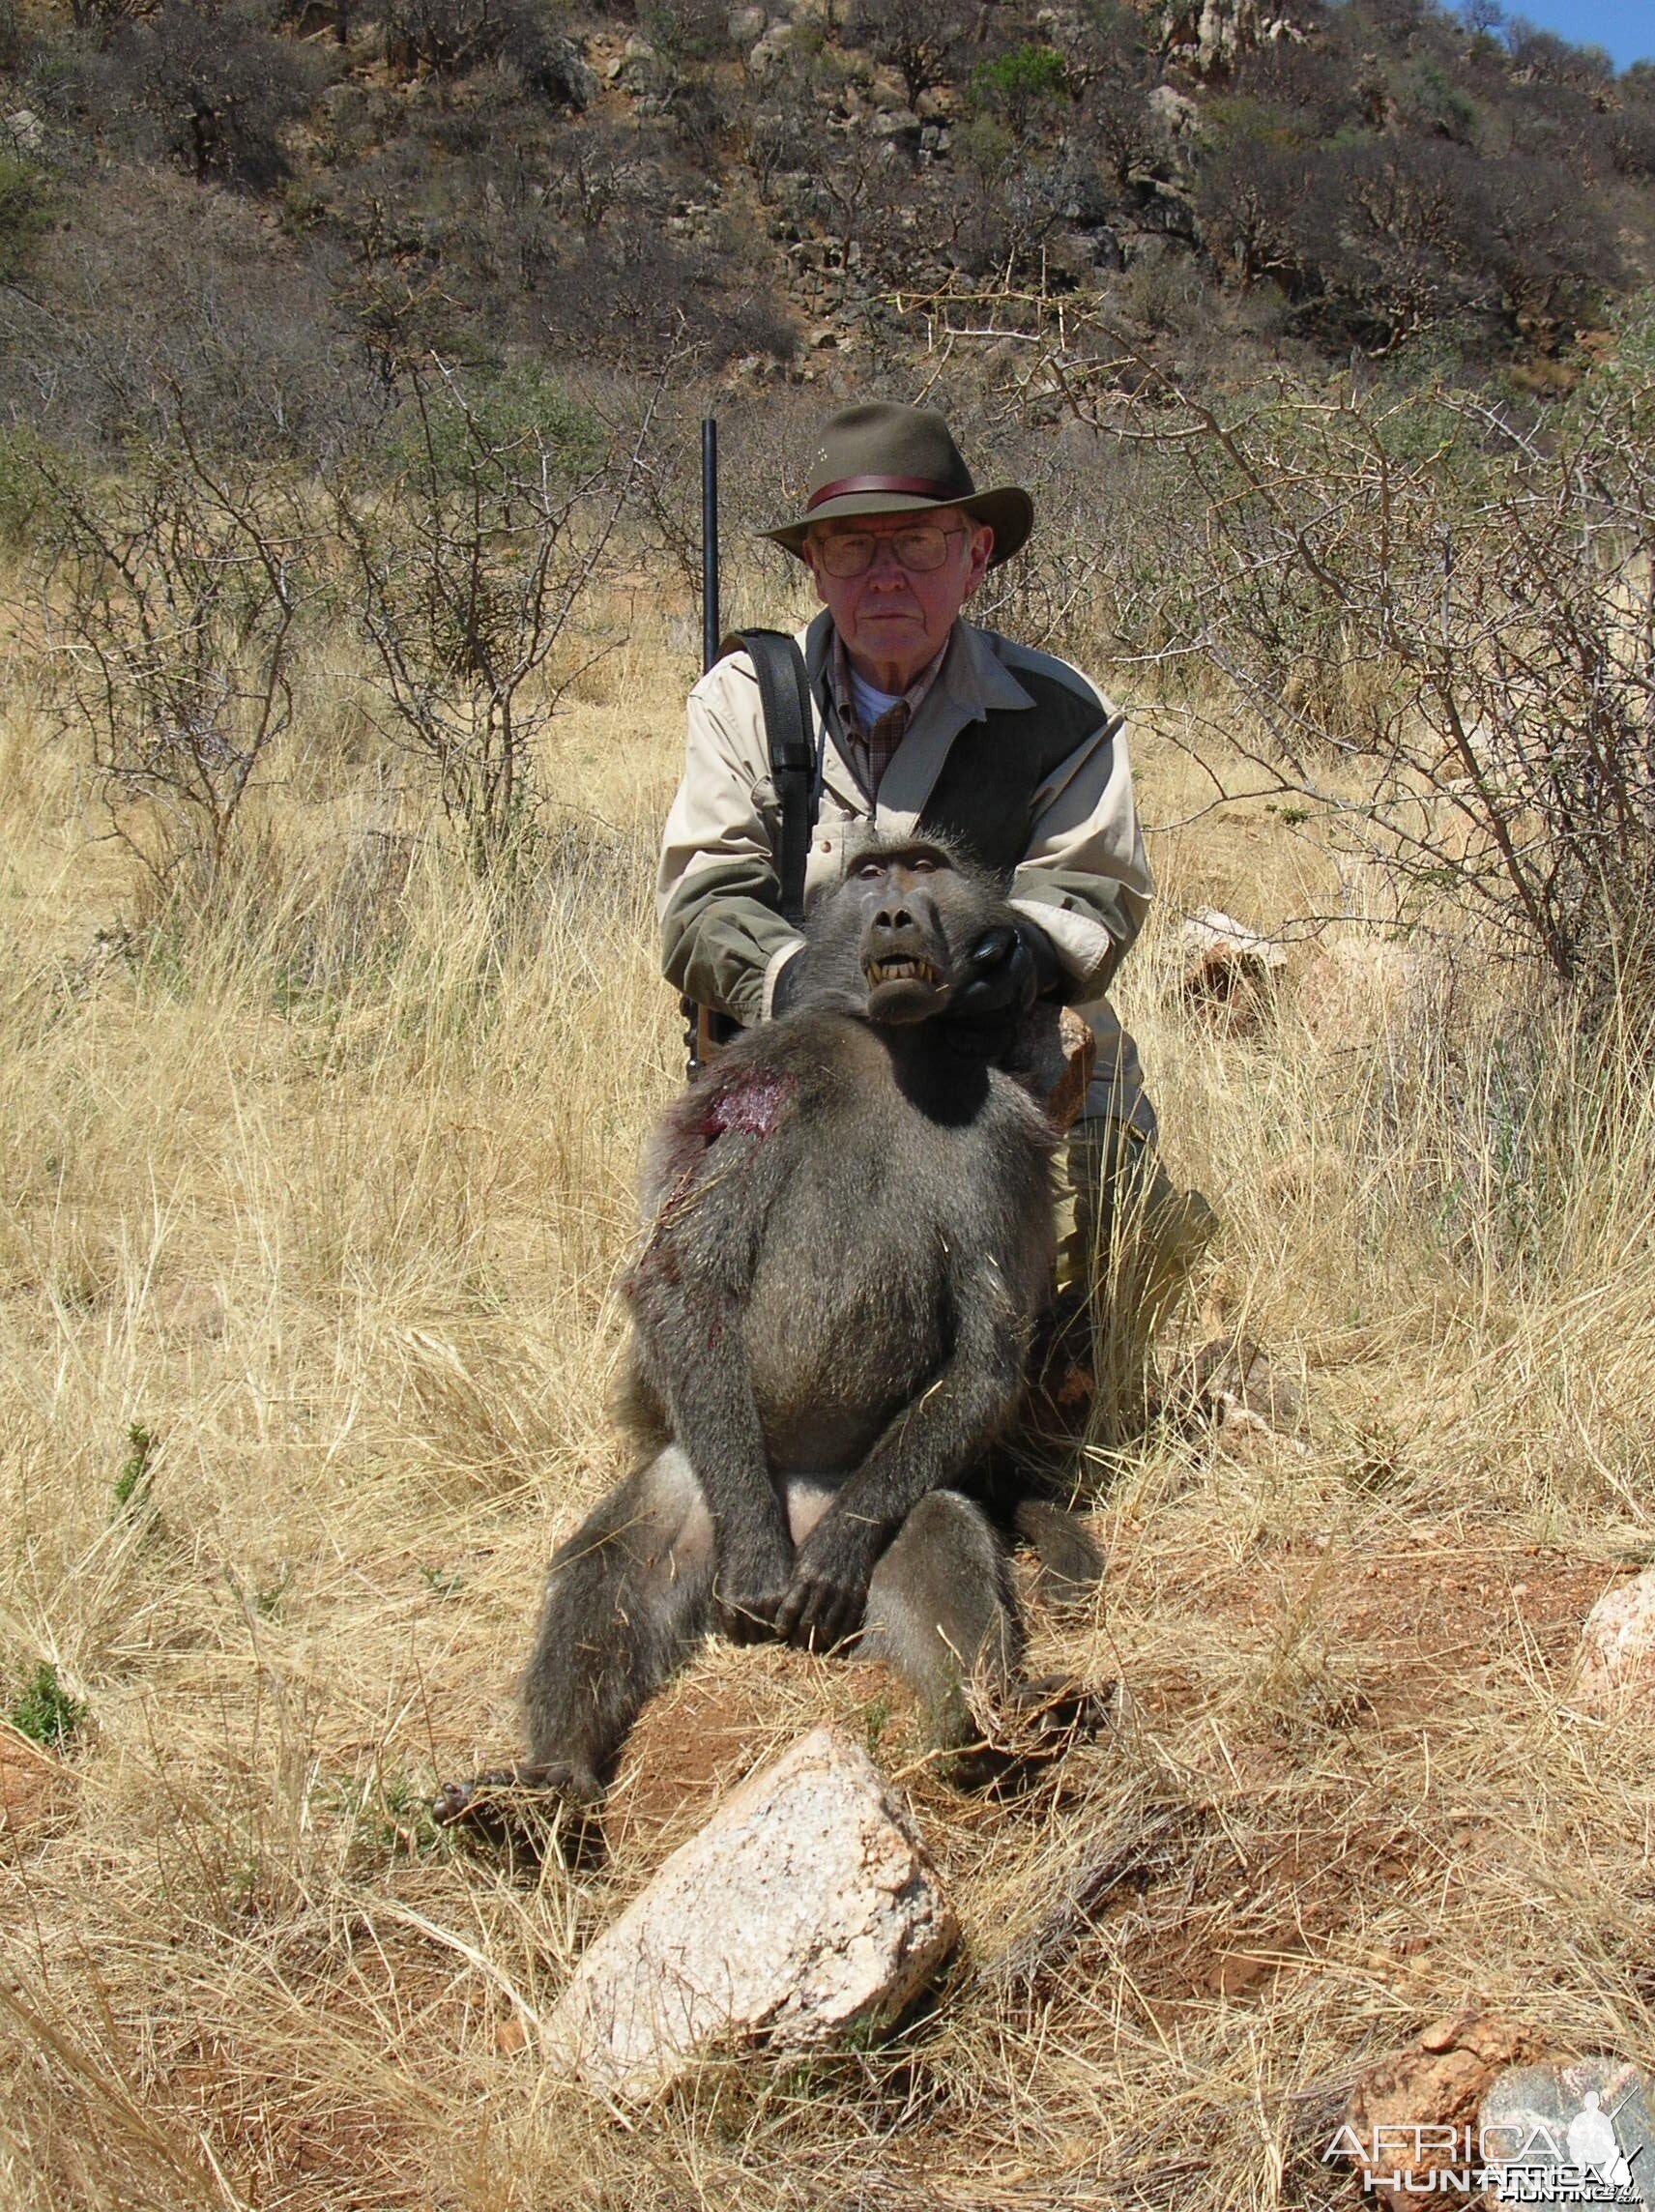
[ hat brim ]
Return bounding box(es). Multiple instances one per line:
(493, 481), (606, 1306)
(762, 483), (1033, 568)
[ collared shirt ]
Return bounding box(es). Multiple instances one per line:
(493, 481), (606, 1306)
(826, 629), (949, 801)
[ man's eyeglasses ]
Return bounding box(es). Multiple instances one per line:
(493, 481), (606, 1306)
(809, 523), (969, 578)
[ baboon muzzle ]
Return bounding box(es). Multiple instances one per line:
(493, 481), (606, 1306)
(862, 893), (949, 1021)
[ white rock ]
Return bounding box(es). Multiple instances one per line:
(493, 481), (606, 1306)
(1179, 908), (1289, 1020)
(1148, 84), (1200, 137)
(544, 1726), (957, 2100)
(5, 109), (42, 154)
(1575, 1571), (1655, 1717)
(1181, 908), (1290, 970)
(729, 4), (768, 42)
(747, 22), (795, 78)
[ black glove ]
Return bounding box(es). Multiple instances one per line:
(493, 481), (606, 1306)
(770, 945), (808, 1016)
(948, 918), (1064, 1025)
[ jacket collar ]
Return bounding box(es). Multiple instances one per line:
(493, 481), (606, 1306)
(801, 611), (1034, 826)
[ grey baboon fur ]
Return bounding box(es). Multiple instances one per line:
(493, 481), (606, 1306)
(439, 837), (1102, 1826)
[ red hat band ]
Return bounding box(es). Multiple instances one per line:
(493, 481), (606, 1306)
(806, 473), (963, 511)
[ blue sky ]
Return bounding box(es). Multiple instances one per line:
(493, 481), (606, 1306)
(1495, 2), (1654, 68)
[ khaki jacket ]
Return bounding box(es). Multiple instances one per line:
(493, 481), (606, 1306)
(657, 610), (1156, 1131)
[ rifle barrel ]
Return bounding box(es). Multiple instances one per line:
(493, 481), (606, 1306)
(701, 417), (719, 677)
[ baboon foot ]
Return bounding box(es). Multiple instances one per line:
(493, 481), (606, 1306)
(948, 1675), (1117, 1794)
(433, 1761), (604, 1862)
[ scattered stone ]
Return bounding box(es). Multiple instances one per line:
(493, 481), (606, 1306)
(1340, 2013), (1546, 2212)
(1185, 1335), (1301, 1434)
(1164, 0), (1312, 75)
(5, 108), (43, 154)
(1294, 937), (1422, 1044)
(747, 21), (794, 77)
(543, 1726), (957, 2100)
(728, 3), (768, 41)
(1178, 908), (1289, 1028)
(870, 107), (921, 138)
(1148, 84), (1200, 137)
(1574, 1571), (1655, 1718)
(1481, 2056), (1655, 2208)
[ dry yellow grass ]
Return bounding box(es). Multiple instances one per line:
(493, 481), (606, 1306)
(2, 594), (1654, 2211)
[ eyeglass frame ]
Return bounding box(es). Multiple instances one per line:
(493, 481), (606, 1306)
(804, 519), (975, 579)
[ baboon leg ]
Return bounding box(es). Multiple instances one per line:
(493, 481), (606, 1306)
(859, 1490), (1022, 1761)
(1013, 1499), (1104, 1612)
(518, 1443), (715, 1796)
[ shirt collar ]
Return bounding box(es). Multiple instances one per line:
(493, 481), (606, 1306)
(827, 627), (951, 740)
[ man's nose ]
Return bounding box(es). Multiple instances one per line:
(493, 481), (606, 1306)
(864, 539), (913, 583)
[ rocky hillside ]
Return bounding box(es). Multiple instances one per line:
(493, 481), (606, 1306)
(0, 0), (1651, 455)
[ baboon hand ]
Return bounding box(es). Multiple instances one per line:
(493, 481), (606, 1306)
(712, 1526), (795, 1644)
(774, 1514), (885, 1652)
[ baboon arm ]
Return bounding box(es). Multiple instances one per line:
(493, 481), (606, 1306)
(774, 1253), (1031, 1649)
(627, 1157), (795, 1640)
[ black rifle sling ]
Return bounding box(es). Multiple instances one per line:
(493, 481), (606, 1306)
(733, 627), (816, 928)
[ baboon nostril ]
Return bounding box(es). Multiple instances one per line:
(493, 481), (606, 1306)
(874, 905), (914, 932)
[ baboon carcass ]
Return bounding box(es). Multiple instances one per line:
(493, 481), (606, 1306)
(439, 837), (1102, 1825)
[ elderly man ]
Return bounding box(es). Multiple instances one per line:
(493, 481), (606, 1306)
(658, 400), (1207, 1382)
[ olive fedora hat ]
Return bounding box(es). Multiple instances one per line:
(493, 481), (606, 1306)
(762, 400), (1033, 568)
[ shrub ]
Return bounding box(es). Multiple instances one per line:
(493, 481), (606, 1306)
(330, 356), (651, 867)
(971, 44), (1067, 133)
(29, 431), (314, 894)
(10, 1662), (86, 1749)
(0, 151), (46, 283)
(384, 0), (593, 99)
(1107, 343), (1655, 1004)
(98, 2), (327, 191)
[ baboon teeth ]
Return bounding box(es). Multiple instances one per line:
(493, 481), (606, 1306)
(867, 958), (941, 986)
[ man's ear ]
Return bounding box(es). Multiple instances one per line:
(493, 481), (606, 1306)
(800, 539), (831, 608)
(961, 523), (995, 601)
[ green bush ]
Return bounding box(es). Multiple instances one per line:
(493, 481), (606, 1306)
(971, 44), (1066, 131)
(10, 1661), (86, 1749)
(377, 359), (604, 499)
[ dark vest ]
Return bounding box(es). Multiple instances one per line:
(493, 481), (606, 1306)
(915, 668), (1112, 880)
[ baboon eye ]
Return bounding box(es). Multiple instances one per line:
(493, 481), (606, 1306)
(910, 857), (937, 874)
(854, 860), (886, 881)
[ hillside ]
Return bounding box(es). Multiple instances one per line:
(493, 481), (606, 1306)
(0, 0), (1653, 458)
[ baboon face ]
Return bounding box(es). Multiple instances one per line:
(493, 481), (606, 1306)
(825, 842), (989, 1027)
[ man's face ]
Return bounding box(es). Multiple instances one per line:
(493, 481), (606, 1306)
(802, 507), (994, 689)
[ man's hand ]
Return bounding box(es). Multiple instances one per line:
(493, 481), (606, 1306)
(944, 918), (1064, 1035)
(773, 1508), (887, 1652)
(712, 1519), (796, 1644)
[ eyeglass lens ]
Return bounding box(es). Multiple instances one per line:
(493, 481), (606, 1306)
(817, 526), (957, 577)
